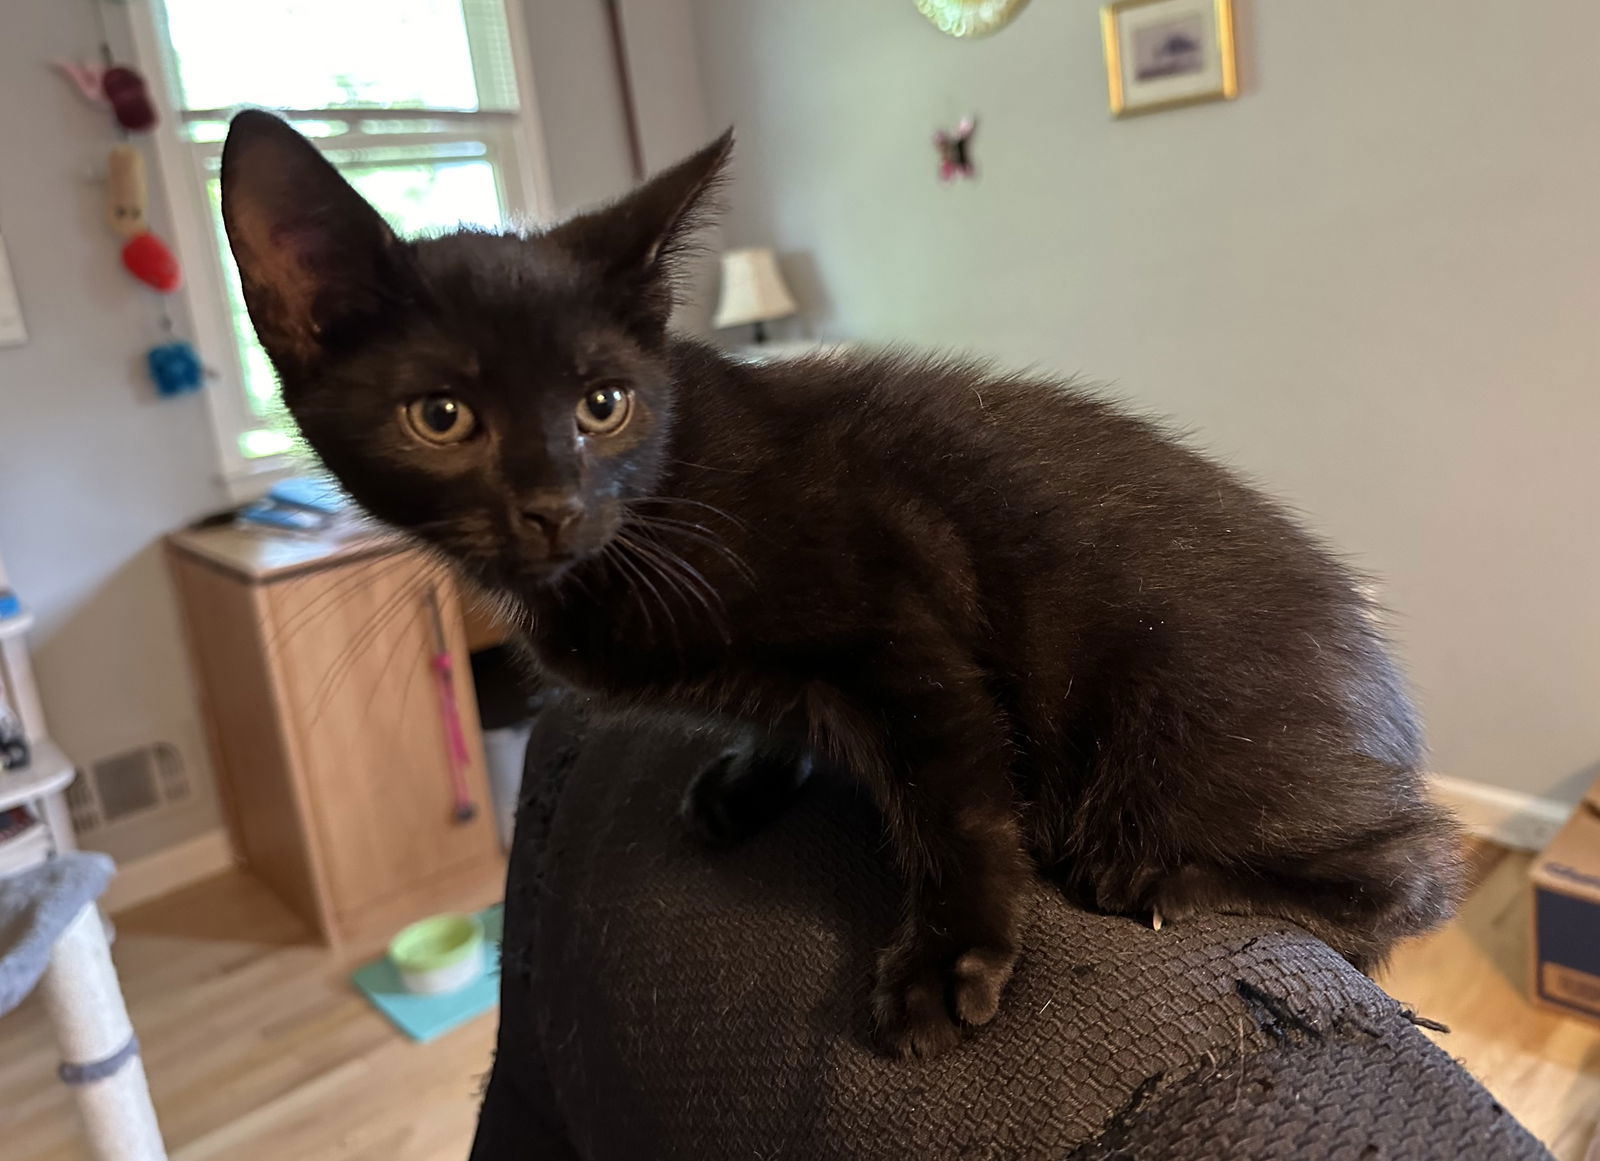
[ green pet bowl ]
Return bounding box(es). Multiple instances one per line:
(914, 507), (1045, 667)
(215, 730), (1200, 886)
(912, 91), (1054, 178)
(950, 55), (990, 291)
(389, 912), (486, 995)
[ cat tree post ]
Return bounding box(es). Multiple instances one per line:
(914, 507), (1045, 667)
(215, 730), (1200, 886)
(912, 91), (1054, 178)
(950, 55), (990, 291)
(36, 901), (168, 1160)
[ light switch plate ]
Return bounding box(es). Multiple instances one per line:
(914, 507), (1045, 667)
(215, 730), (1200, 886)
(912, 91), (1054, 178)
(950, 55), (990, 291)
(0, 236), (28, 347)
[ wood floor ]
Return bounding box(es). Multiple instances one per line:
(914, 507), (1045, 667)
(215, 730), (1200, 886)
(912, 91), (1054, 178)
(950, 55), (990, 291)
(0, 871), (494, 1161)
(1379, 841), (1600, 1161)
(1, 845), (1596, 1159)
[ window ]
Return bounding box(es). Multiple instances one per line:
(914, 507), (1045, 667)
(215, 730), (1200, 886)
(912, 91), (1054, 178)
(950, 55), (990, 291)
(130, 0), (550, 480)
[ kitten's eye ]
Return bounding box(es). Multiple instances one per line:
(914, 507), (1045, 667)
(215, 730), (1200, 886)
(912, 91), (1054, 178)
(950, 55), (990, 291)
(402, 395), (477, 445)
(576, 384), (633, 436)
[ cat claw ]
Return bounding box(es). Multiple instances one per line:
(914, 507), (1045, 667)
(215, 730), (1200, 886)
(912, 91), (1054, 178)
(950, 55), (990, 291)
(1151, 907), (1164, 931)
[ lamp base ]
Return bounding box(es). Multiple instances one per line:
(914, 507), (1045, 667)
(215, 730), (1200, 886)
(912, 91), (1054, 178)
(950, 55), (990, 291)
(751, 320), (769, 344)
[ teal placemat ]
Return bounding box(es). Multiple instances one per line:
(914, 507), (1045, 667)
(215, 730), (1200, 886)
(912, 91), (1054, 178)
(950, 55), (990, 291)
(352, 903), (503, 1042)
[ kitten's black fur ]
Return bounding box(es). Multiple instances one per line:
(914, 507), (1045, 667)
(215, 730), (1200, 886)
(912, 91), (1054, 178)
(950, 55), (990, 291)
(221, 112), (1461, 1059)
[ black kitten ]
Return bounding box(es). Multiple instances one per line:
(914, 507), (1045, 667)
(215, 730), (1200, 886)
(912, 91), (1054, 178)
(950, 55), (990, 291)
(220, 112), (1461, 1059)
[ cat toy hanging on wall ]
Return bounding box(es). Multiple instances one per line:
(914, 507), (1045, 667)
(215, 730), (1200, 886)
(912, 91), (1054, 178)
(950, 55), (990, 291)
(55, 58), (159, 131)
(107, 145), (181, 293)
(53, 19), (203, 398)
(56, 55), (183, 293)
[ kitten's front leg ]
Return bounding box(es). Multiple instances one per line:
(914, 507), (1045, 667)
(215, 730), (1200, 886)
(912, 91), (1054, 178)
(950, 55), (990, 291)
(863, 680), (1033, 1059)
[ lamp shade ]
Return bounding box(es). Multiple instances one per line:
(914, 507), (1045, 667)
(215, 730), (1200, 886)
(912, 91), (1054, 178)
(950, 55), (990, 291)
(712, 247), (798, 329)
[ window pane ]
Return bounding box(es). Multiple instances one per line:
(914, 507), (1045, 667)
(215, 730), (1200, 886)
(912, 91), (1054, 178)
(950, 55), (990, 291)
(157, 0), (519, 112)
(204, 143), (508, 459)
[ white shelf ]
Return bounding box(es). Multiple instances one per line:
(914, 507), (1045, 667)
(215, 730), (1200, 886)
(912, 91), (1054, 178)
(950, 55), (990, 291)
(0, 737), (76, 813)
(0, 609), (34, 642)
(0, 819), (51, 877)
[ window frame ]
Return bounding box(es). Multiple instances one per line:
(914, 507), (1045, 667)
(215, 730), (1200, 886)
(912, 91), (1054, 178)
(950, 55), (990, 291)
(125, 1), (555, 495)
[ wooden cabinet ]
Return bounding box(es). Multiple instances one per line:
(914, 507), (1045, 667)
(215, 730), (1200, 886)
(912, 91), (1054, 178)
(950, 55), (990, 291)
(167, 526), (505, 950)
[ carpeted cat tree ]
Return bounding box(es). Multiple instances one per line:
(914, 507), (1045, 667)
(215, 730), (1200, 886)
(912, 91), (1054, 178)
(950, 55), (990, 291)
(471, 697), (1552, 1160)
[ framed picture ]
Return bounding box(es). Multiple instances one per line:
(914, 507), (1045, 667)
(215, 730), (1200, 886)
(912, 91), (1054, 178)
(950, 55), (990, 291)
(1101, 0), (1237, 118)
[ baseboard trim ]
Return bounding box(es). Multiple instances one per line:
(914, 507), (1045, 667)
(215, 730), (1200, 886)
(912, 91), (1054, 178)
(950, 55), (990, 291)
(103, 829), (236, 913)
(1431, 774), (1573, 853)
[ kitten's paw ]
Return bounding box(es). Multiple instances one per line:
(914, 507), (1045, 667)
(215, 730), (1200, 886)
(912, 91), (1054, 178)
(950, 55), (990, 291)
(680, 749), (810, 847)
(870, 940), (1016, 1060)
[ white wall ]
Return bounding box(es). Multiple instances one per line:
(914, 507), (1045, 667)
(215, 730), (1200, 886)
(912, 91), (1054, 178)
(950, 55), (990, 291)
(521, 0), (636, 215)
(0, 0), (225, 860)
(525, 0), (716, 328)
(618, 0), (711, 175)
(691, 0), (1600, 802)
(521, 0), (708, 211)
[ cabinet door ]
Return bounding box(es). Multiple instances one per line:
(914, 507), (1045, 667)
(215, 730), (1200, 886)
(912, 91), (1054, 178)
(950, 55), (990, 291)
(265, 551), (499, 923)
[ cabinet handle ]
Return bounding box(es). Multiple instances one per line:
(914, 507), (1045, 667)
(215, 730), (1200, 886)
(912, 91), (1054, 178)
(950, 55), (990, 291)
(426, 587), (478, 825)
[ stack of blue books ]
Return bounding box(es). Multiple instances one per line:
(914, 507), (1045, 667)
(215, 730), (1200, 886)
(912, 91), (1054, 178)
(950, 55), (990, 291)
(237, 476), (353, 533)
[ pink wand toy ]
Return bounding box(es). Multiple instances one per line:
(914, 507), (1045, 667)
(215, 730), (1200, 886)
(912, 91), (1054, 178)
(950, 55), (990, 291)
(426, 587), (478, 824)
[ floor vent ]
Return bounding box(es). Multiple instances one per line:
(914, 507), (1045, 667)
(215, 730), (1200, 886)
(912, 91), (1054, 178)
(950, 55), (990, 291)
(65, 776), (100, 834)
(73, 742), (194, 834)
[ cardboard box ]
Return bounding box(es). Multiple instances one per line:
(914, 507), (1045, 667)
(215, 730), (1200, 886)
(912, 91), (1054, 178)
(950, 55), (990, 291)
(1530, 781), (1600, 1026)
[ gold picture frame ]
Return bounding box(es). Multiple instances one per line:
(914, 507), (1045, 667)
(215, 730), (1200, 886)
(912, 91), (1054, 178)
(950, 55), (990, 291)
(1101, 0), (1237, 118)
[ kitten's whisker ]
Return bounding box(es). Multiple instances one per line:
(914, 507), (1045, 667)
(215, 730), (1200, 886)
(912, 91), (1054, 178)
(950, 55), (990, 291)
(667, 458), (754, 476)
(360, 598), (430, 724)
(265, 553), (417, 650)
(602, 541), (662, 645)
(620, 530), (732, 645)
(628, 496), (749, 530)
(630, 530), (725, 609)
(306, 578), (430, 720)
(630, 548), (687, 655)
(620, 525), (714, 594)
(625, 512), (722, 534)
(642, 526), (753, 585)
(307, 557), (454, 713)
(625, 507), (753, 559)
(319, 580), (439, 706)
(622, 533), (726, 641)
(611, 532), (687, 655)
(396, 632), (429, 723)
(625, 514), (733, 548)
(645, 547), (724, 648)
(269, 556), (436, 698)
(626, 515), (758, 586)
(453, 557), (529, 630)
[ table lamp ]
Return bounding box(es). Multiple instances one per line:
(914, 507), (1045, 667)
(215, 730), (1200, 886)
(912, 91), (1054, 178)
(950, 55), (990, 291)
(712, 247), (797, 344)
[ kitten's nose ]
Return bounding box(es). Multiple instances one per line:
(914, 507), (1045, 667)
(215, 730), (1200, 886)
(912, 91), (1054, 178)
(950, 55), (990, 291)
(519, 493), (584, 555)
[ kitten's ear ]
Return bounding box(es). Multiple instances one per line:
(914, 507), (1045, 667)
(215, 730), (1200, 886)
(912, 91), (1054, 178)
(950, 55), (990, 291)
(220, 110), (409, 372)
(547, 128), (733, 328)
